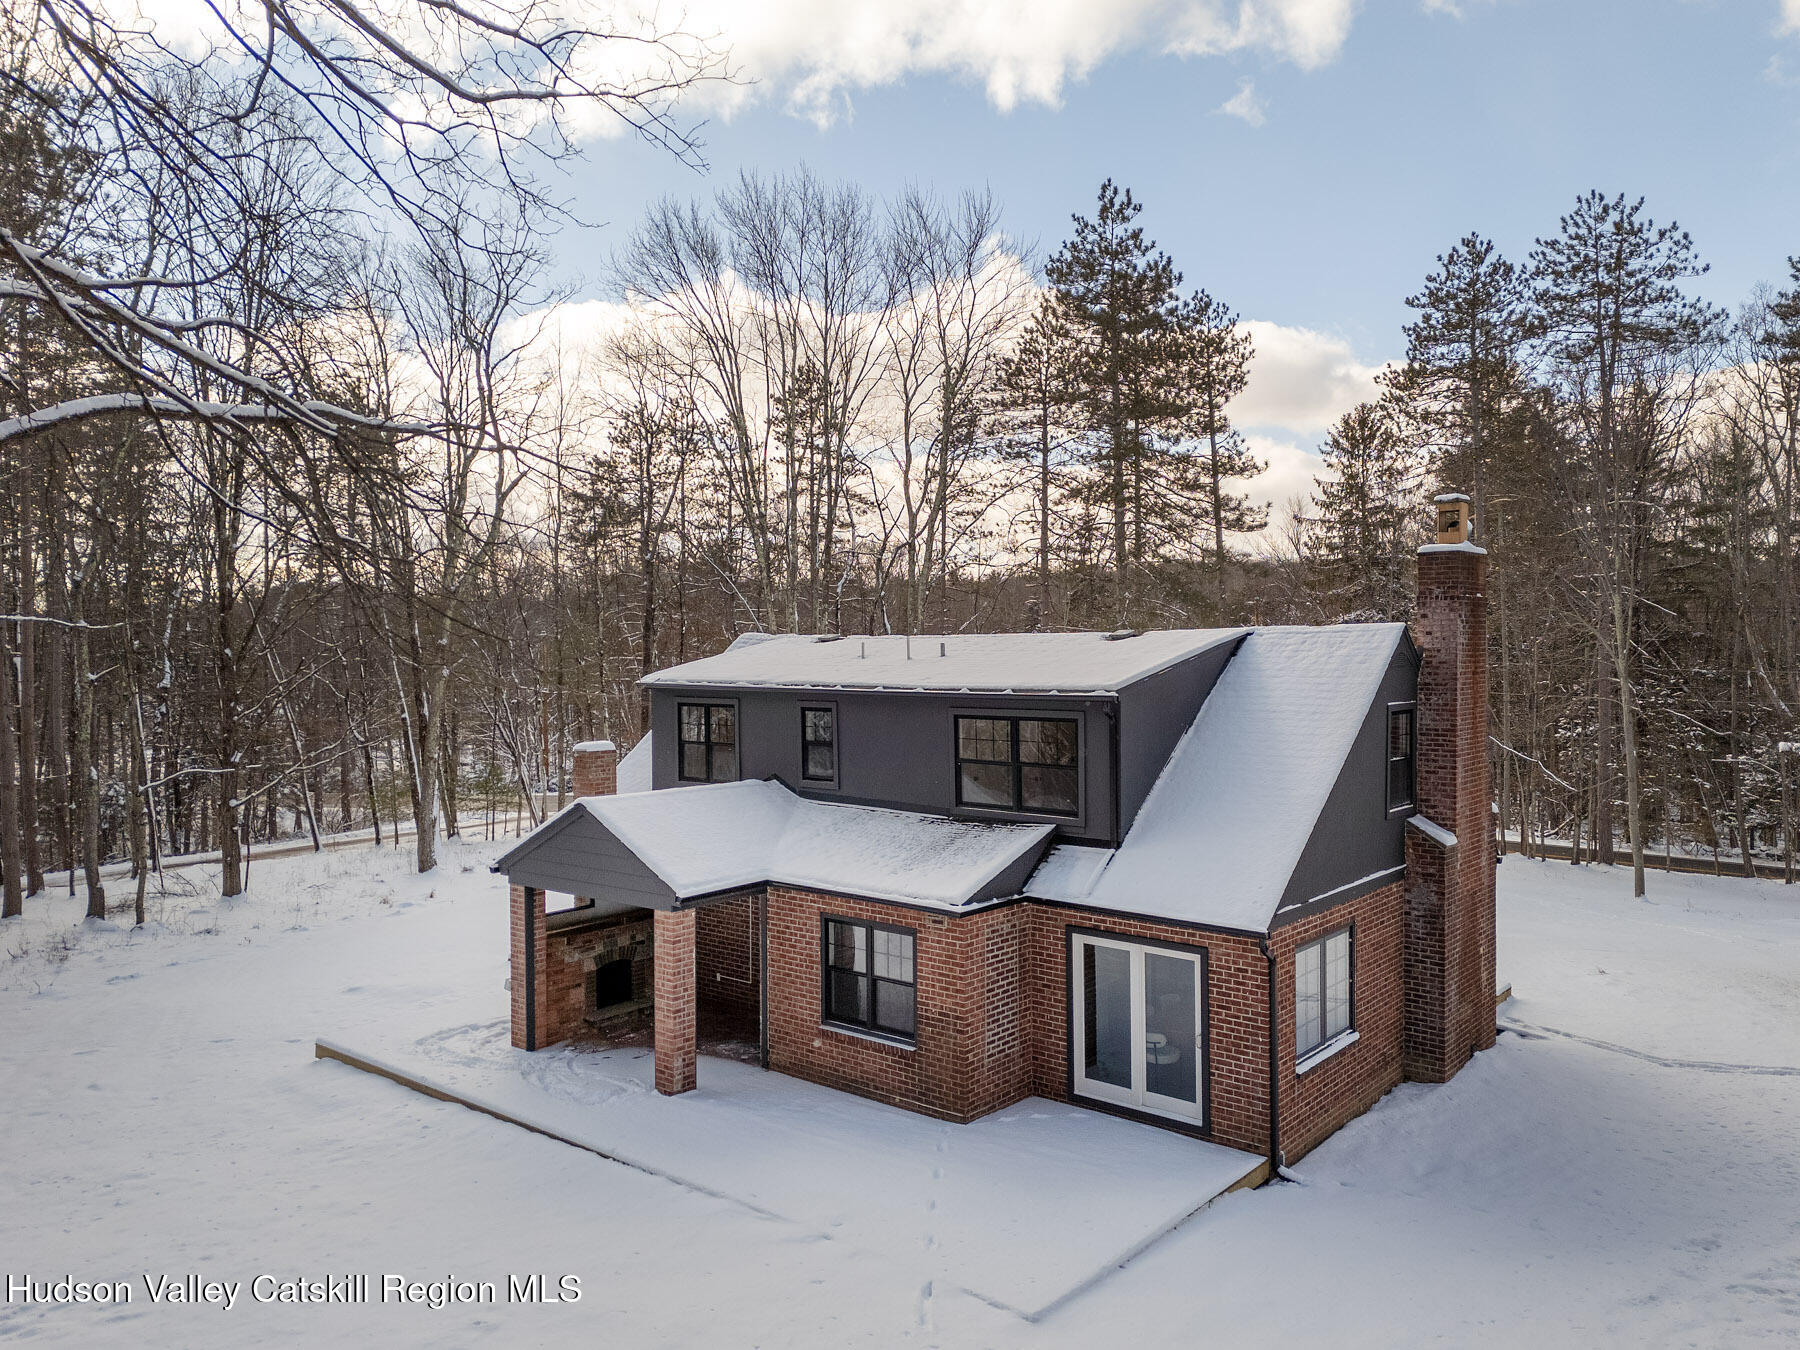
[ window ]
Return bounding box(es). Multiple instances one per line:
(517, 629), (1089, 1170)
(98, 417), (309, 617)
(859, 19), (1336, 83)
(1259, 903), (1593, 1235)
(1386, 706), (1415, 812)
(955, 716), (1079, 817)
(1295, 928), (1353, 1059)
(677, 703), (738, 783)
(823, 918), (916, 1040)
(801, 706), (836, 782)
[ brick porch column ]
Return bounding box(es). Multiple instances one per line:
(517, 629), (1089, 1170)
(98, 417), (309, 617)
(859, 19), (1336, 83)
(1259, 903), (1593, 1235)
(510, 884), (548, 1050)
(653, 908), (697, 1095)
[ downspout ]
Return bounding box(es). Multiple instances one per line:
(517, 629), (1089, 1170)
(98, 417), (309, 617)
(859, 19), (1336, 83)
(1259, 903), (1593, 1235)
(1106, 702), (1121, 845)
(1259, 933), (1281, 1176)
(758, 891), (771, 1070)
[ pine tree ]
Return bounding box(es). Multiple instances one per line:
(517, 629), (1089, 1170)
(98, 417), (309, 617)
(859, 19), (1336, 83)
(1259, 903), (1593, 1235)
(1044, 180), (1181, 621)
(1395, 233), (1525, 538)
(990, 295), (1084, 629)
(1171, 288), (1263, 614)
(1312, 400), (1423, 621)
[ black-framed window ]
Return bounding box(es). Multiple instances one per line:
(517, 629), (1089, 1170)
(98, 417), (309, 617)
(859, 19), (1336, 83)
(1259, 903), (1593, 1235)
(955, 715), (1079, 817)
(678, 703), (738, 783)
(823, 917), (916, 1040)
(801, 706), (836, 782)
(1386, 706), (1415, 812)
(1295, 927), (1353, 1058)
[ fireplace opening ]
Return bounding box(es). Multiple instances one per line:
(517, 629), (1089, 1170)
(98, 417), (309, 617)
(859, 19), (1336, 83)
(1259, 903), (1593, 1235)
(593, 957), (634, 1010)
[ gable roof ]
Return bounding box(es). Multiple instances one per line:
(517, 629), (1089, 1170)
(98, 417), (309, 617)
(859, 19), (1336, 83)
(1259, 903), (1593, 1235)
(1026, 623), (1409, 933)
(496, 778), (1054, 911)
(638, 629), (1247, 695)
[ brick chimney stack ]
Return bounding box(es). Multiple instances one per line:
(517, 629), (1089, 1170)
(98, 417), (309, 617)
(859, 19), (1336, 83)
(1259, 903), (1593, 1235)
(571, 741), (618, 798)
(1403, 493), (1497, 1083)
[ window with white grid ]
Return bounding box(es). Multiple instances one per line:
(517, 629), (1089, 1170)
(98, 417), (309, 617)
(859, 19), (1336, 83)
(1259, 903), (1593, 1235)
(1295, 928), (1353, 1059)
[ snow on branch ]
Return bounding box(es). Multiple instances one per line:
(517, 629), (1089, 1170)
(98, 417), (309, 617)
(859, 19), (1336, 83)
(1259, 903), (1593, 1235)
(0, 393), (429, 445)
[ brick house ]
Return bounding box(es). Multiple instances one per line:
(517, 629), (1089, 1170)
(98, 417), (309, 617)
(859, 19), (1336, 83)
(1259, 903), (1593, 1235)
(495, 498), (1495, 1168)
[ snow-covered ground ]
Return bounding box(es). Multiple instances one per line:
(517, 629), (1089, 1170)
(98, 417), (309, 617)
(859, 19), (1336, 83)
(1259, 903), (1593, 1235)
(3, 843), (1799, 1346)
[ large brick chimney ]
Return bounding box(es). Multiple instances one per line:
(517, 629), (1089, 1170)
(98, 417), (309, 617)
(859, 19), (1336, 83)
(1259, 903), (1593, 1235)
(1403, 493), (1497, 1083)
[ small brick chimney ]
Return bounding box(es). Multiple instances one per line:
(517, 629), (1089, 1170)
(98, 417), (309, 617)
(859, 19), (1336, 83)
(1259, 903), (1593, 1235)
(1403, 492), (1497, 1083)
(571, 741), (618, 799)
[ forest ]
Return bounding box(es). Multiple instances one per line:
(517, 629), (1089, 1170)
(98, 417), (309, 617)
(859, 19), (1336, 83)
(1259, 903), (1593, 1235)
(1, 0), (1796, 923)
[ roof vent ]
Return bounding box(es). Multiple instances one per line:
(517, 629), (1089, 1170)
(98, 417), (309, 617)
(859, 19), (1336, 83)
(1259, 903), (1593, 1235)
(813, 634), (845, 643)
(1104, 629), (1142, 641)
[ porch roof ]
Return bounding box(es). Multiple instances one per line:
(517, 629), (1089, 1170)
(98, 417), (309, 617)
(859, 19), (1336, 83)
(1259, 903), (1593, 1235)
(495, 778), (1054, 911)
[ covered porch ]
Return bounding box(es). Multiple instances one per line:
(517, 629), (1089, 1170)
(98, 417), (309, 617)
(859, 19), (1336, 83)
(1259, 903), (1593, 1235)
(493, 763), (1053, 1098)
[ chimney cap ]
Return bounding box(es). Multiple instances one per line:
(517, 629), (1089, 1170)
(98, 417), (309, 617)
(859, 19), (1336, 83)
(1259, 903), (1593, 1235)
(572, 740), (616, 754)
(1432, 494), (1474, 547)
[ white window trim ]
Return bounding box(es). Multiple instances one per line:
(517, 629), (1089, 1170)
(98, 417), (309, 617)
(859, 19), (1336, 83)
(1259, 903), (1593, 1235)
(1295, 1028), (1360, 1075)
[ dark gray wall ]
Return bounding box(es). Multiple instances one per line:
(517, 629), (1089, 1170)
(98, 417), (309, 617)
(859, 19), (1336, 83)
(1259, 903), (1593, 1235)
(650, 685), (1121, 844)
(499, 809), (679, 909)
(1114, 635), (1244, 835)
(1272, 637), (1420, 922)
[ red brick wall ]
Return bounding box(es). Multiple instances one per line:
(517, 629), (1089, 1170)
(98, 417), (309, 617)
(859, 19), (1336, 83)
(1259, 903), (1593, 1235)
(1021, 906), (1272, 1156)
(763, 887), (1033, 1123)
(1408, 546), (1498, 1082)
(696, 893), (761, 1034)
(1270, 881), (1406, 1161)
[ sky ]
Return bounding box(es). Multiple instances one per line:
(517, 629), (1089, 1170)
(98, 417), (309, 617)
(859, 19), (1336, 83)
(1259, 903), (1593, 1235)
(530, 0), (1800, 513)
(141, 0), (1800, 513)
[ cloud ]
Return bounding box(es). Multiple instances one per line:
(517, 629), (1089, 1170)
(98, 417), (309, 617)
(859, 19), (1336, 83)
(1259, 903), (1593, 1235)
(638, 0), (1361, 129)
(1164, 0), (1359, 70)
(1782, 0), (1800, 35)
(1216, 78), (1267, 125)
(113, 0), (1363, 136)
(1230, 321), (1388, 438)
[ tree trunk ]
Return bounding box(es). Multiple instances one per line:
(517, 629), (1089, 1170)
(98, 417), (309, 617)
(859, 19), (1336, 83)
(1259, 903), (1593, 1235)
(0, 619), (22, 919)
(18, 497), (42, 895)
(72, 627), (105, 918)
(1594, 643), (1615, 866)
(1610, 594), (1645, 897)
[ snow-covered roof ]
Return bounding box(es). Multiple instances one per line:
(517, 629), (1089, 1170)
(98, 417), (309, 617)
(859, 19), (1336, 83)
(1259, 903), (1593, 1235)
(639, 629), (1248, 695)
(505, 779), (1053, 910)
(616, 733), (652, 793)
(1025, 624), (1408, 932)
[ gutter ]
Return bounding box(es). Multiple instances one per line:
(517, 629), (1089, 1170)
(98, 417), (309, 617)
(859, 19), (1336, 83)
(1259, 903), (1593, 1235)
(1259, 932), (1281, 1176)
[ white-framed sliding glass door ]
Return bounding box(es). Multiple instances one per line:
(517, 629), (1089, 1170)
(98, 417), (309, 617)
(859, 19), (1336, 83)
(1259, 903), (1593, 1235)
(1070, 932), (1206, 1125)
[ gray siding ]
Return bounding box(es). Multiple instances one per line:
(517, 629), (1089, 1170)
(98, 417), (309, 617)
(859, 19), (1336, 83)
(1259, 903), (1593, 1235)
(650, 685), (1121, 845)
(500, 810), (680, 909)
(1113, 634), (1244, 835)
(1272, 638), (1420, 921)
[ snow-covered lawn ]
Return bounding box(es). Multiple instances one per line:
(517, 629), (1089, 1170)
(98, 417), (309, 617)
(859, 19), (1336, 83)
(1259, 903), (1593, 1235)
(4, 843), (1799, 1346)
